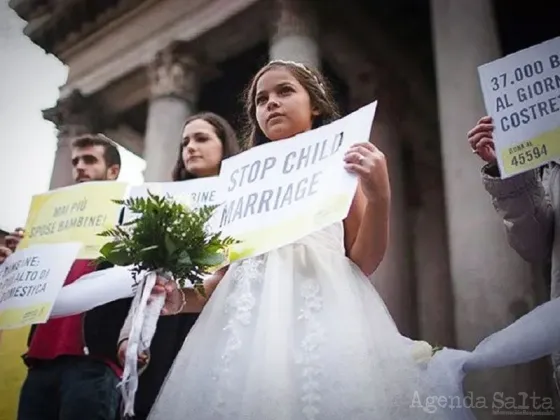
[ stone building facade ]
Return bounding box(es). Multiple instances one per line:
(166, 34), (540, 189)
(10, 0), (560, 417)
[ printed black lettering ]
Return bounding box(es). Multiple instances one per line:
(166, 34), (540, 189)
(550, 54), (560, 69)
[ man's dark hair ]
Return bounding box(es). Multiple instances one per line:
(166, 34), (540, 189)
(72, 133), (121, 168)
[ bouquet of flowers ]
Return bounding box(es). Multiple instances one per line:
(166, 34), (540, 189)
(97, 192), (236, 415)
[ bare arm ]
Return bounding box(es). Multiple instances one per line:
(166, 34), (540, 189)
(344, 184), (390, 276)
(482, 163), (554, 263)
(178, 267), (227, 313)
(172, 267), (228, 313)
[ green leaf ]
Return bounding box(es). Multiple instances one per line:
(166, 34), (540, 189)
(194, 252), (225, 267)
(164, 234), (177, 255)
(104, 244), (133, 266)
(99, 241), (117, 259)
(96, 191), (239, 287)
(140, 245), (159, 253)
(194, 283), (207, 298)
(178, 251), (192, 265)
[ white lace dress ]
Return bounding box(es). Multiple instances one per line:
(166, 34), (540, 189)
(147, 222), (560, 419)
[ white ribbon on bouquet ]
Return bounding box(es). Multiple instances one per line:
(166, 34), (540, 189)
(119, 271), (167, 417)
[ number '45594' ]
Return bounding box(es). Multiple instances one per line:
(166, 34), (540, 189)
(510, 145), (548, 167)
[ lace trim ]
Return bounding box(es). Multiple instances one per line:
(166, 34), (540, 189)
(297, 278), (325, 420)
(212, 256), (263, 415)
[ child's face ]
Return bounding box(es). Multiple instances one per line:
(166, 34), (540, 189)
(254, 67), (318, 141)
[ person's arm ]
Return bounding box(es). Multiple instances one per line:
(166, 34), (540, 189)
(172, 267), (227, 314)
(482, 162), (554, 263)
(4, 228), (24, 252)
(344, 184), (390, 277)
(119, 266), (227, 344)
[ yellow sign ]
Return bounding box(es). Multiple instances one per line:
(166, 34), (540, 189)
(0, 327), (29, 420)
(18, 182), (127, 259)
(500, 127), (560, 177)
(0, 303), (50, 330)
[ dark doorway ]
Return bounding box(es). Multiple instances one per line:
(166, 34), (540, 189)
(322, 59), (350, 116)
(199, 44), (350, 141)
(198, 43), (269, 138)
(494, 0), (559, 54)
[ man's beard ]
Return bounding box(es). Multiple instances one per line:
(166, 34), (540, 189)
(75, 171), (109, 183)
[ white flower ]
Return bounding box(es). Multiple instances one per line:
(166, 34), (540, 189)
(411, 340), (433, 365)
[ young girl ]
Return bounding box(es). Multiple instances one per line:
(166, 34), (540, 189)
(146, 62), (560, 419)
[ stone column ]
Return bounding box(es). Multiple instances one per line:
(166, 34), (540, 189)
(143, 42), (200, 182)
(350, 73), (414, 336)
(269, 0), (320, 69)
(410, 161), (455, 347)
(431, 0), (550, 413)
(43, 91), (97, 189)
(371, 118), (414, 337)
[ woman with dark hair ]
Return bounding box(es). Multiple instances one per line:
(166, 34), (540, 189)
(117, 111), (240, 419)
(171, 112), (241, 181)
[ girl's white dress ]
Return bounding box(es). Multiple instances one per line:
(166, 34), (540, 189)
(147, 222), (560, 420)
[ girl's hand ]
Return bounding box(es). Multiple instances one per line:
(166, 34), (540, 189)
(344, 142), (390, 204)
(150, 275), (184, 315)
(467, 116), (497, 163)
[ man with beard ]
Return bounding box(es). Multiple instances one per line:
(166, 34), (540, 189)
(17, 134), (128, 420)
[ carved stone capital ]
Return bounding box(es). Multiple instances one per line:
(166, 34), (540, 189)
(148, 41), (201, 104)
(271, 0), (317, 42)
(55, 125), (93, 148)
(42, 90), (99, 147)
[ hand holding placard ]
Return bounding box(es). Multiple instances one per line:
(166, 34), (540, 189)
(478, 36), (560, 178)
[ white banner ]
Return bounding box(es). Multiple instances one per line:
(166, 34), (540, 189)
(123, 177), (221, 223)
(0, 243), (82, 329)
(211, 101), (377, 262)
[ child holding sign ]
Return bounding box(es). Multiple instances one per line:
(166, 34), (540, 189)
(146, 61), (560, 419)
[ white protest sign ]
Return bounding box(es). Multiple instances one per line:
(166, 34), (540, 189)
(122, 177), (221, 223)
(0, 242), (82, 329)
(478, 36), (560, 178)
(211, 101), (377, 262)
